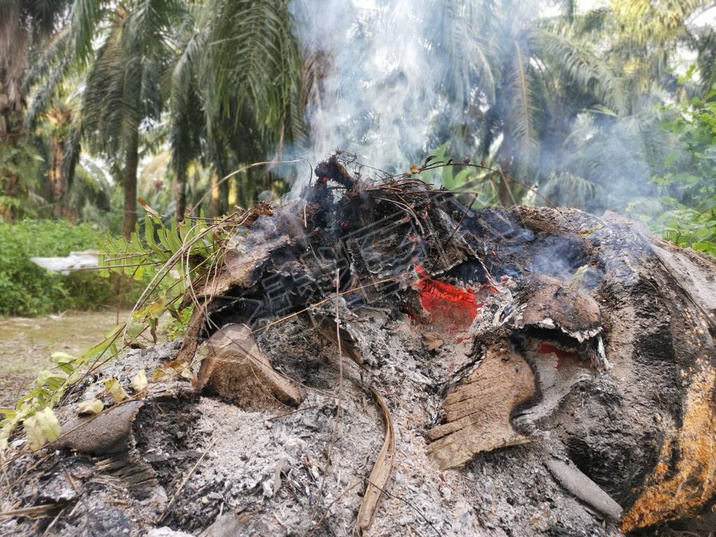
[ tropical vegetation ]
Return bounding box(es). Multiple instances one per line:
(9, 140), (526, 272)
(0, 0), (714, 316)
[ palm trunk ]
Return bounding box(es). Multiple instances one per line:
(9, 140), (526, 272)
(174, 171), (186, 222)
(498, 156), (514, 206)
(0, 92), (9, 139)
(210, 170), (220, 218)
(122, 127), (139, 239)
(49, 135), (65, 217)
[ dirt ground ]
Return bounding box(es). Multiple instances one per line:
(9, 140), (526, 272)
(0, 310), (129, 408)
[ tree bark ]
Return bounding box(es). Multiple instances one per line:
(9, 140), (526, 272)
(210, 170), (220, 217)
(174, 171), (186, 222)
(122, 128), (139, 239)
(49, 135), (65, 218)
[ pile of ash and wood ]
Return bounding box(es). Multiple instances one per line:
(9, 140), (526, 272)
(2, 155), (715, 537)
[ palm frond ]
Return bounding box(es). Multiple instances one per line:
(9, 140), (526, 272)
(70, 0), (103, 62)
(541, 171), (604, 208)
(506, 37), (541, 176)
(535, 28), (627, 115)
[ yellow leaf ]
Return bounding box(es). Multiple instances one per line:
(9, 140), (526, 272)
(23, 408), (61, 450)
(578, 225), (603, 236)
(102, 378), (128, 403)
(50, 352), (75, 365)
(131, 370), (148, 393)
(406, 163), (421, 176)
(146, 297), (165, 316)
(137, 197), (161, 218)
(151, 368), (168, 381)
(77, 399), (104, 416)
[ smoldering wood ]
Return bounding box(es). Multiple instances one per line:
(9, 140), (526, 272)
(1, 156), (715, 536)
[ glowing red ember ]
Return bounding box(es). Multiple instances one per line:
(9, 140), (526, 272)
(415, 265), (479, 331)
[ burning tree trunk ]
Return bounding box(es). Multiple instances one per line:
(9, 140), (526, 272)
(2, 156), (715, 537)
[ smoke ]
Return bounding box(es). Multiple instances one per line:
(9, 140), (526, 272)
(289, 0), (452, 181)
(284, 0), (697, 219)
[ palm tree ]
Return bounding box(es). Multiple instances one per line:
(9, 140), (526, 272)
(165, 0), (306, 218)
(67, 0), (174, 237)
(0, 0), (70, 138)
(430, 0), (628, 203)
(0, 0), (70, 219)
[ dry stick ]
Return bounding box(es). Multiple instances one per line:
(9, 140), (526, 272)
(0, 503), (67, 517)
(354, 387), (396, 536)
(360, 478), (440, 536)
(0, 452), (14, 502)
(428, 189), (480, 274)
(363, 159), (595, 253)
(159, 436), (219, 524)
(250, 277), (397, 336)
(41, 504), (67, 537)
(267, 405), (318, 422)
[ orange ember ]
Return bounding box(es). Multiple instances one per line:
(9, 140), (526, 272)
(415, 265), (479, 331)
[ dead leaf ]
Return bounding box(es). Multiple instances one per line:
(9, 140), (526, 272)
(77, 399), (104, 416)
(23, 408), (61, 450)
(103, 378), (128, 403)
(131, 370), (148, 393)
(406, 163), (422, 176)
(137, 197), (161, 218)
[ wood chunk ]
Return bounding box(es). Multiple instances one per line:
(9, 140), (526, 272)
(546, 458), (623, 521)
(621, 362), (716, 532)
(422, 332), (444, 351)
(197, 324), (303, 409)
(197, 235), (290, 301)
(517, 275), (601, 341)
(52, 401), (144, 454)
(427, 346), (536, 469)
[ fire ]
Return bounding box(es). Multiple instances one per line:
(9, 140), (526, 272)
(414, 265), (480, 331)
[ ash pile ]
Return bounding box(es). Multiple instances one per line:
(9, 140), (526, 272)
(2, 155), (716, 537)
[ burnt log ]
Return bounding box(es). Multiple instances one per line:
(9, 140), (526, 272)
(1, 164), (715, 537)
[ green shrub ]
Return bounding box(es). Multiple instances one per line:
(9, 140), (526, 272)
(648, 82), (716, 256)
(0, 220), (140, 316)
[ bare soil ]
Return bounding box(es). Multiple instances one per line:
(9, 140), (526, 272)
(0, 311), (128, 408)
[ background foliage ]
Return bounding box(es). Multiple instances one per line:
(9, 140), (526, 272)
(0, 0), (714, 320)
(0, 220), (140, 315)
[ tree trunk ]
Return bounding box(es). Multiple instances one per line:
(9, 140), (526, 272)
(49, 135), (65, 218)
(174, 171), (186, 222)
(122, 128), (139, 239)
(0, 89), (9, 138)
(0, 13), (27, 141)
(498, 140), (514, 207)
(210, 170), (220, 218)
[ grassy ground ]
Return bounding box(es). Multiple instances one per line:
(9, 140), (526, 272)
(0, 310), (129, 408)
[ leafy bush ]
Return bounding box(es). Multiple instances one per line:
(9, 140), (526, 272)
(0, 220), (139, 316)
(649, 83), (716, 256)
